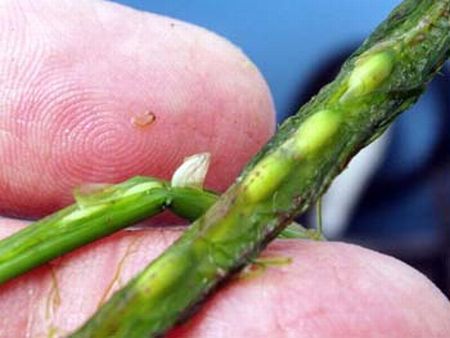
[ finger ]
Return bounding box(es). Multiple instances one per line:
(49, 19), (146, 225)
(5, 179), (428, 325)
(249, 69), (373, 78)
(171, 242), (450, 338)
(0, 222), (448, 337)
(0, 0), (275, 218)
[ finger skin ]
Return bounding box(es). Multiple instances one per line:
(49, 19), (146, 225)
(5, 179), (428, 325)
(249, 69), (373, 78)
(1, 2), (448, 338)
(0, 0), (275, 218)
(0, 220), (449, 338)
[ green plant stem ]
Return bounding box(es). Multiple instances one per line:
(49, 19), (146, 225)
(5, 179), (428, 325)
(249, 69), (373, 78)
(0, 175), (308, 286)
(71, 1), (450, 337)
(0, 177), (219, 285)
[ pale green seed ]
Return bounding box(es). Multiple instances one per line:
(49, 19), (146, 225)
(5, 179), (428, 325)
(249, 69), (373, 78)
(341, 51), (394, 102)
(243, 109), (340, 203)
(293, 109), (341, 155)
(136, 252), (188, 296)
(242, 153), (291, 203)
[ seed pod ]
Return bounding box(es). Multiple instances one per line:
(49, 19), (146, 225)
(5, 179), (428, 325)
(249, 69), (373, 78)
(293, 109), (341, 156)
(242, 153), (292, 203)
(341, 51), (394, 102)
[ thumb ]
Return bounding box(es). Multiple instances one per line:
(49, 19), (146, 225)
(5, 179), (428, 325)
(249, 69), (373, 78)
(0, 0), (275, 218)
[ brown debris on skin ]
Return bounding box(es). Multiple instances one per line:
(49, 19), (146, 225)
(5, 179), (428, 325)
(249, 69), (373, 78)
(131, 110), (156, 129)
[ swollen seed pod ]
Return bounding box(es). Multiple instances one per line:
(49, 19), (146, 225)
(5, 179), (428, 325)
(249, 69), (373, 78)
(341, 51), (394, 102)
(242, 153), (292, 203)
(293, 109), (341, 156)
(243, 109), (340, 203)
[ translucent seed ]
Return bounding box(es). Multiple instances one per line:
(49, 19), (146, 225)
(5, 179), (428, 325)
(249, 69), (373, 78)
(243, 110), (340, 202)
(341, 51), (394, 102)
(243, 154), (291, 203)
(293, 109), (341, 155)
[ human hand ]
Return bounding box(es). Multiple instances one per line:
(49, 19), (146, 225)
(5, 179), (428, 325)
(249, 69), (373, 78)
(0, 1), (449, 337)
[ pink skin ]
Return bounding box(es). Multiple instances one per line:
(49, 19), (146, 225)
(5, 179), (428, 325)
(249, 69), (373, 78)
(0, 1), (449, 337)
(0, 0), (272, 217)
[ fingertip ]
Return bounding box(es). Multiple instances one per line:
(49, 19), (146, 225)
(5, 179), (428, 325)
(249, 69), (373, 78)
(170, 241), (450, 337)
(0, 0), (275, 217)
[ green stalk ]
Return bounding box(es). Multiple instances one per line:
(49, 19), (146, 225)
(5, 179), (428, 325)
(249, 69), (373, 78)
(0, 177), (165, 284)
(71, 1), (450, 337)
(0, 177), (220, 285)
(0, 173), (305, 285)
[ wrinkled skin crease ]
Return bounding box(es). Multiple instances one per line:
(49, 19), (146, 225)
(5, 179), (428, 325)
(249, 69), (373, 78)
(0, 1), (449, 337)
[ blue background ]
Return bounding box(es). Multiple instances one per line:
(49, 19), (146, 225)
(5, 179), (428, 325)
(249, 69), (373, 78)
(112, 0), (450, 294)
(113, 0), (401, 118)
